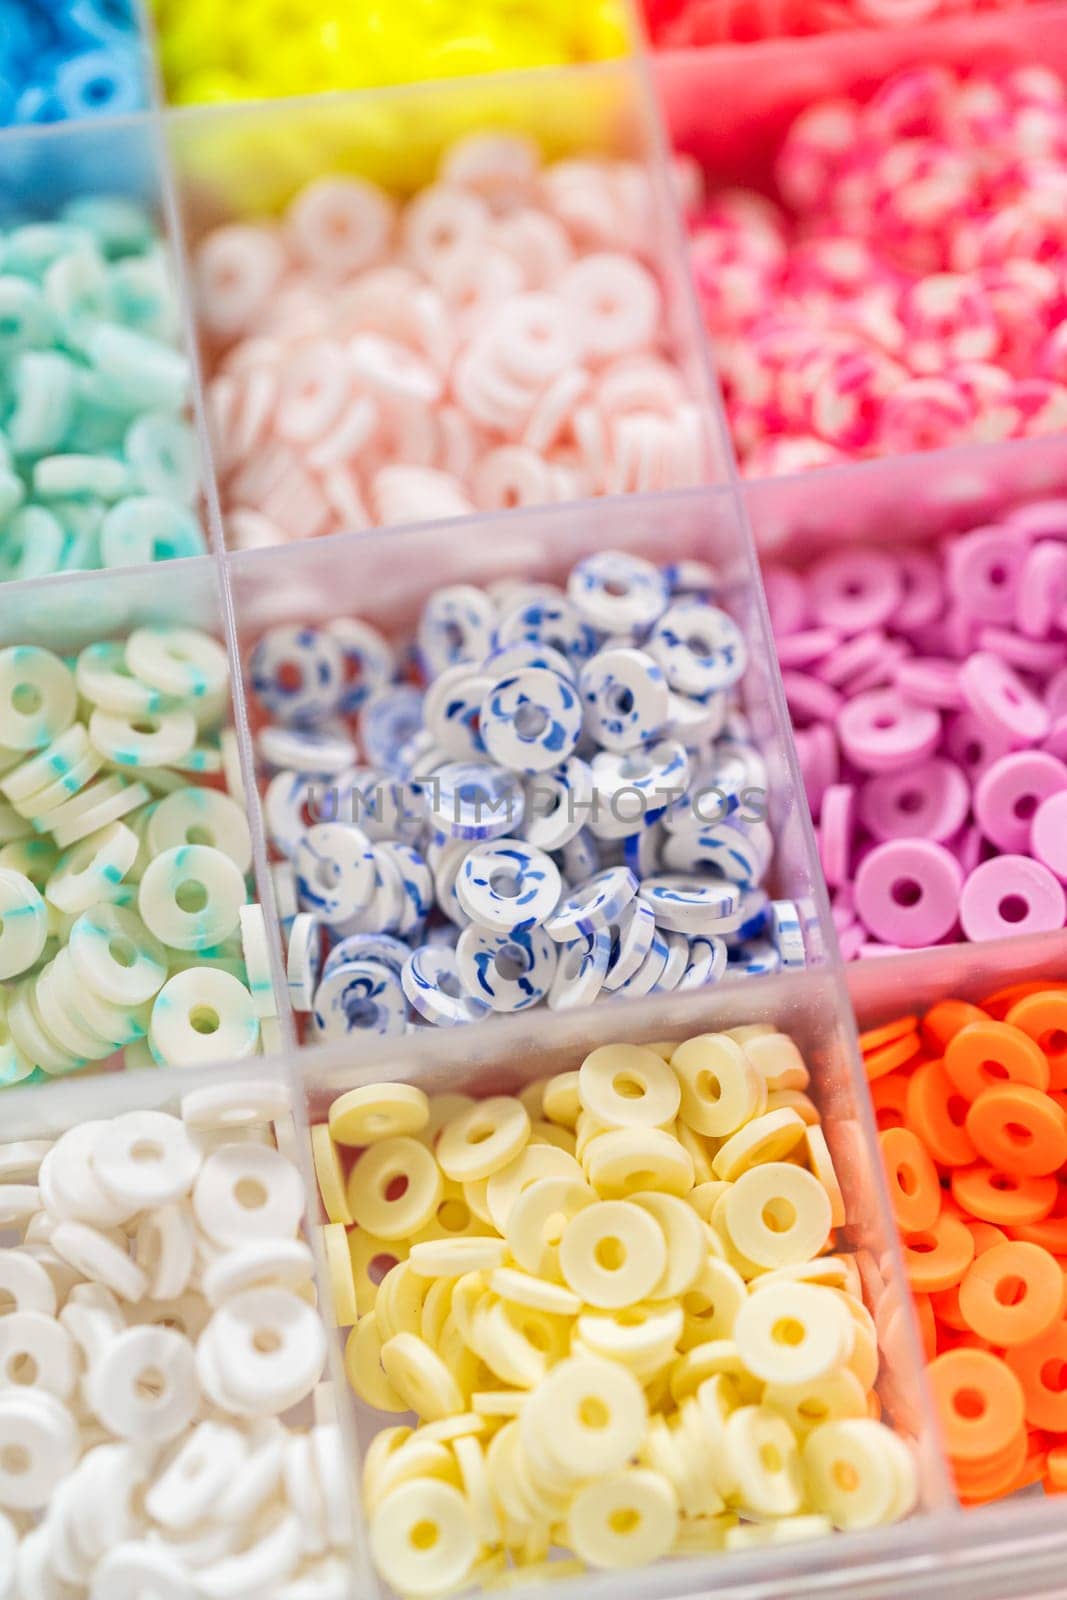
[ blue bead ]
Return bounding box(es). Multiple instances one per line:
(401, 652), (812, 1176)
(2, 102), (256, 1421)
(62, 0), (139, 49)
(55, 48), (144, 121)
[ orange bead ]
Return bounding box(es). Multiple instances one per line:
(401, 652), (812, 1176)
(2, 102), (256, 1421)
(923, 999), (988, 1052)
(957, 1241), (1064, 1347)
(1011, 1206), (1067, 1254)
(905, 1060), (976, 1168)
(1006, 1323), (1067, 1431)
(944, 1020), (1049, 1101)
(913, 1292), (938, 1361)
(967, 1220), (1010, 1256)
(928, 1347), (1026, 1463)
(954, 1428), (1028, 1503)
(901, 1212), (975, 1293)
(865, 1031), (922, 1082)
(859, 1014), (918, 1054)
(929, 1282), (968, 1333)
(982, 980), (1067, 1020)
(880, 1126), (941, 1233)
(964, 1084), (1067, 1177)
(1006, 990), (1067, 1091)
(952, 1167), (1058, 1228)
(1045, 1443), (1067, 1491)
(871, 1072), (909, 1132)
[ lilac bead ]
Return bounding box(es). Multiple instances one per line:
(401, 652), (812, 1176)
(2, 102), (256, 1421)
(946, 525), (1025, 624)
(776, 627), (842, 669)
(893, 657), (963, 710)
(974, 751), (1067, 853)
(958, 855), (1066, 941)
(1017, 542), (1067, 640)
(859, 757), (970, 844)
(896, 549), (943, 631)
(819, 783), (854, 889)
(1031, 790), (1067, 883)
(837, 689), (940, 774)
(854, 839), (963, 947)
(781, 671), (842, 726)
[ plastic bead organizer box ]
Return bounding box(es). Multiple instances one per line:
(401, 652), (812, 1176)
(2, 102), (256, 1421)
(8, 2), (1067, 1599)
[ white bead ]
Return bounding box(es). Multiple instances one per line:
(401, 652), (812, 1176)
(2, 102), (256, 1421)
(193, 1143), (305, 1249)
(150, 969), (259, 1066)
(210, 1288), (326, 1414)
(91, 1112), (200, 1209)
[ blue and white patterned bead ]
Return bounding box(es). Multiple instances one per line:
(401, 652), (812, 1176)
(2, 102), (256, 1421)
(771, 899), (806, 969)
(601, 896), (656, 992)
(567, 552), (670, 637)
(482, 639), (577, 684)
(662, 559), (718, 598)
(662, 815), (772, 888)
(579, 647), (669, 752)
(322, 931), (410, 980)
(723, 888), (770, 946)
(639, 874), (740, 934)
(402, 944), (489, 1027)
(649, 601), (747, 697)
(662, 749), (749, 835)
(613, 927), (670, 997)
(313, 958), (408, 1039)
(429, 837), (471, 929)
(494, 597), (597, 669)
(361, 687), (425, 777)
(588, 739), (688, 841)
(456, 924), (557, 1013)
(347, 769), (426, 845)
(522, 757), (591, 854)
(547, 927), (612, 1011)
(481, 668), (582, 775)
(559, 828), (600, 884)
(293, 822), (375, 926)
(677, 934), (728, 989)
(543, 865), (638, 942)
(417, 584), (497, 677)
(375, 842), (434, 939)
(427, 761), (524, 842)
(249, 625), (343, 725)
(657, 929), (691, 992)
(257, 721), (356, 777)
(622, 821), (662, 881)
(423, 664), (492, 762)
(286, 912), (321, 1012)
(728, 938), (781, 976)
(264, 770), (320, 858)
(337, 845), (406, 936)
(456, 839), (561, 934)
(326, 617), (395, 716)
(668, 689), (727, 747)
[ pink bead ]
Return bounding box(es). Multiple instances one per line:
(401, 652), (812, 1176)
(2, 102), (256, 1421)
(1005, 499), (1067, 542)
(976, 627), (1066, 678)
(805, 347), (906, 451)
(864, 65), (956, 143)
(808, 550), (901, 634)
(974, 750), (1067, 852)
(560, 254), (661, 361)
(859, 757), (969, 844)
(775, 627), (841, 669)
(1031, 790), (1067, 883)
(898, 274), (997, 373)
(943, 708), (1015, 781)
(288, 177), (395, 278)
(762, 568), (809, 636)
(1048, 720), (1067, 761)
(854, 839), (963, 947)
(894, 657), (962, 709)
(819, 783), (854, 888)
(895, 549), (944, 631)
(959, 855), (1066, 941)
(794, 723), (839, 820)
(1016, 542), (1067, 647)
(774, 100), (864, 214)
(838, 688), (940, 774)
(958, 651), (1051, 746)
(877, 376), (971, 454)
(815, 629), (887, 689)
(195, 225), (287, 340)
(782, 671), (843, 727)
(945, 526), (1026, 624)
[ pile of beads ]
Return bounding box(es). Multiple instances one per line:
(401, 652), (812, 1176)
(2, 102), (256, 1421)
(0, 1081), (353, 1596)
(643, 0), (1035, 44)
(322, 1034), (917, 1593)
(766, 501), (1067, 955)
(151, 0), (628, 106)
(195, 135), (706, 547)
(684, 64), (1067, 476)
(0, 0), (146, 126)
(865, 985), (1067, 1504)
(251, 550), (799, 1039)
(0, 196), (203, 581)
(0, 624), (276, 1080)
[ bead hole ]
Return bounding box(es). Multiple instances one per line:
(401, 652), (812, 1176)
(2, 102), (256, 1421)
(760, 1443), (783, 1473)
(609, 1507), (640, 1535)
(762, 1198), (797, 1234)
(695, 1070), (722, 1104)
(176, 878), (209, 914)
(135, 1366), (167, 1402)
(578, 1396), (610, 1430)
(488, 869), (522, 899)
(612, 1073), (646, 1101)
(0, 1445), (29, 1474)
(772, 1317), (806, 1346)
(494, 944), (530, 983)
(11, 684), (42, 716)
(234, 1176), (268, 1209)
(253, 1328), (281, 1354)
(998, 895), (1029, 924)
(953, 1386), (986, 1419)
(131, 1140), (164, 1164)
(994, 1274), (1028, 1307)
(1041, 1358), (1067, 1394)
(438, 1199), (470, 1232)
(594, 1236), (626, 1272)
(514, 703), (549, 741)
(897, 1163), (918, 1197)
(1014, 793), (1039, 821)
(368, 1253), (397, 1285)
(189, 1005), (220, 1035)
(1004, 1122), (1034, 1146)
(185, 825), (215, 846)
(410, 1519), (440, 1551)
(891, 879), (922, 908)
(832, 1460), (860, 1492)
(384, 1174), (410, 1202)
(109, 935), (137, 969)
(1046, 1029), (1067, 1057)
(6, 1353), (36, 1386)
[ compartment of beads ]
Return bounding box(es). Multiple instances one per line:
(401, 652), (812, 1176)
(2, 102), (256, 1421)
(300, 967), (948, 1600)
(0, 560), (278, 1083)
(0, 1058), (359, 1596)
(164, 65), (724, 551)
(656, 7), (1067, 478)
(0, 1), (150, 129)
(0, 117), (212, 584)
(228, 488), (824, 1047)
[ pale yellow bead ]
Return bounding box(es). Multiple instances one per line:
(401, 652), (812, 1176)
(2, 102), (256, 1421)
(505, 1175), (596, 1279)
(542, 1070), (581, 1129)
(734, 1282), (853, 1385)
(485, 1142), (584, 1233)
(671, 1034), (765, 1137)
(521, 1355), (647, 1479)
(803, 1418), (902, 1530)
(347, 1136), (443, 1239)
(712, 1107), (807, 1181)
(721, 1161), (833, 1269)
(578, 1042), (681, 1129)
(321, 1220), (358, 1327)
(310, 1122), (352, 1224)
(330, 1082), (429, 1146)
(585, 1127), (694, 1199)
(724, 1404), (804, 1516)
(559, 1199), (667, 1309)
(381, 1331), (465, 1421)
(348, 1228), (408, 1317)
(566, 1467), (679, 1569)
(369, 1478), (477, 1597)
(344, 1313), (407, 1413)
(632, 1190), (706, 1297)
(437, 1096), (530, 1182)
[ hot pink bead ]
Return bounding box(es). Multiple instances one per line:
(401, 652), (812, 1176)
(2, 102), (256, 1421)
(859, 757), (969, 844)
(838, 688), (941, 773)
(898, 274), (997, 374)
(958, 651), (1051, 746)
(774, 100), (865, 214)
(1031, 790), (1067, 883)
(959, 855), (1066, 941)
(865, 64), (956, 143)
(806, 346), (907, 451)
(854, 838), (963, 947)
(808, 549), (901, 634)
(878, 376), (972, 453)
(974, 750), (1067, 852)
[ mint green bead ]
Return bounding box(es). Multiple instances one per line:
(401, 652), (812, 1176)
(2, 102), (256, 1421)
(0, 472), (24, 523)
(3, 225), (95, 282)
(100, 494), (206, 567)
(1, 506), (64, 581)
(125, 412), (199, 504)
(8, 352), (77, 457)
(43, 247), (114, 332)
(88, 325), (190, 412)
(0, 278), (53, 355)
(34, 454), (130, 500)
(110, 255), (182, 343)
(57, 501), (105, 570)
(62, 197), (155, 261)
